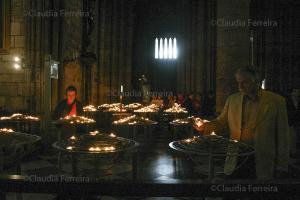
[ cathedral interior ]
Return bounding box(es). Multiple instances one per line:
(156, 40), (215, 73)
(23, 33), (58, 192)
(0, 0), (300, 199)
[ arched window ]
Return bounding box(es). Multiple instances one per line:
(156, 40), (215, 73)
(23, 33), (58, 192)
(155, 37), (177, 60)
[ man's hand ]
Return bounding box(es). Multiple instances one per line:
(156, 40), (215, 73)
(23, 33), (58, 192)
(193, 121), (219, 135)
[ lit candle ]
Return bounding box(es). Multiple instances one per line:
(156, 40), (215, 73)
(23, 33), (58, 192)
(185, 138), (192, 143)
(109, 133), (116, 137)
(121, 85), (123, 93)
(0, 128), (14, 133)
(70, 135), (76, 140)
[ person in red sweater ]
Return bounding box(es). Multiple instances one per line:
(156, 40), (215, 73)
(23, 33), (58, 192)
(52, 86), (83, 120)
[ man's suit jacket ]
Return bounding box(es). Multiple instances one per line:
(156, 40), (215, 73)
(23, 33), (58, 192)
(211, 90), (290, 180)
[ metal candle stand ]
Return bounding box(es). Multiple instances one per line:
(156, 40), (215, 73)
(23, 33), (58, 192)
(169, 135), (254, 180)
(52, 133), (138, 178)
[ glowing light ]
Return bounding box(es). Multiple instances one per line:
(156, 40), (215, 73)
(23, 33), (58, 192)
(155, 38), (178, 60)
(14, 56), (20, 62)
(113, 115), (137, 124)
(83, 105), (98, 112)
(168, 38), (173, 59)
(164, 38), (168, 59)
(172, 119), (189, 124)
(90, 130), (99, 136)
(134, 104), (159, 113)
(210, 132), (217, 136)
(159, 38), (163, 59)
(0, 128), (15, 133)
(173, 38), (177, 59)
(164, 103), (187, 113)
(60, 115), (95, 124)
(125, 103), (142, 109)
(0, 113), (39, 121)
(113, 114), (155, 125)
(109, 133), (116, 137)
(14, 63), (21, 69)
(66, 146), (73, 150)
(70, 135), (76, 140)
(261, 79), (266, 89)
(185, 138), (192, 143)
(89, 146), (116, 152)
(155, 38), (159, 59)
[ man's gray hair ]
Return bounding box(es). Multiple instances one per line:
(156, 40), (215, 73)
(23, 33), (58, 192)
(235, 66), (260, 82)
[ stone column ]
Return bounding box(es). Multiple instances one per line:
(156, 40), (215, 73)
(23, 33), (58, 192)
(215, 0), (250, 112)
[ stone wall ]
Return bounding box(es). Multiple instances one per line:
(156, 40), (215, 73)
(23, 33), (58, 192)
(0, 0), (27, 113)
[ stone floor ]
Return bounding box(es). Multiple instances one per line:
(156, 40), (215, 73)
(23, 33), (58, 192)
(2, 123), (300, 200)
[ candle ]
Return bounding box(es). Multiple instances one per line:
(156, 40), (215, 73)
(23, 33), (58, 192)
(164, 103), (187, 113)
(90, 130), (99, 136)
(121, 85), (123, 93)
(83, 105), (97, 112)
(0, 128), (14, 133)
(0, 113), (39, 121)
(70, 135), (76, 140)
(210, 132), (217, 136)
(109, 133), (116, 137)
(66, 146), (73, 150)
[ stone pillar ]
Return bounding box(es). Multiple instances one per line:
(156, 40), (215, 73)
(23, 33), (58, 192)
(215, 0), (250, 112)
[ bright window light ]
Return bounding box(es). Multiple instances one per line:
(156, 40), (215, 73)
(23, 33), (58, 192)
(155, 38), (159, 59)
(159, 38), (163, 59)
(168, 38), (173, 59)
(173, 38), (177, 59)
(155, 37), (177, 60)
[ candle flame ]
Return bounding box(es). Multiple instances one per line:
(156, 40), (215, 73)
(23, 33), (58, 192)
(0, 128), (14, 133)
(70, 135), (76, 140)
(109, 133), (116, 137)
(89, 146), (115, 152)
(90, 130), (99, 136)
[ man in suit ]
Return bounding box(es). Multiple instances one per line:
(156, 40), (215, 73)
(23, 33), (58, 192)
(194, 67), (290, 180)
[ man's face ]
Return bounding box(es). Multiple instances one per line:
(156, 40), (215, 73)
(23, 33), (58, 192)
(67, 91), (76, 103)
(236, 73), (257, 95)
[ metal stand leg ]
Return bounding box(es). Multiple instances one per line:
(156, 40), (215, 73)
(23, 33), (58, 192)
(93, 155), (99, 177)
(208, 150), (215, 180)
(143, 125), (148, 142)
(132, 150), (138, 180)
(71, 154), (78, 177)
(58, 152), (62, 169)
(0, 192), (6, 200)
(132, 125), (137, 140)
(172, 154), (178, 178)
(57, 129), (62, 169)
(15, 160), (23, 200)
(190, 125), (194, 136)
